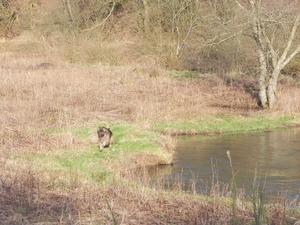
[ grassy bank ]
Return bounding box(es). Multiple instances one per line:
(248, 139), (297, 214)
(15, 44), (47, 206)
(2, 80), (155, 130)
(156, 114), (299, 135)
(5, 121), (174, 183)
(1, 55), (300, 224)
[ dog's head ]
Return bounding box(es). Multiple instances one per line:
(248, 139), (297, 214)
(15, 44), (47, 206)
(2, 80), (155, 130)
(97, 127), (112, 138)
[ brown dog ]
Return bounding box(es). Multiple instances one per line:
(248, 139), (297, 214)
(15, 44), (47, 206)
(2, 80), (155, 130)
(97, 127), (113, 151)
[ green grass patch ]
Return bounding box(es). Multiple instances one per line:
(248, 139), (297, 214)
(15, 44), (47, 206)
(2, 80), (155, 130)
(101, 122), (161, 153)
(169, 70), (198, 78)
(42, 126), (91, 138)
(155, 115), (296, 134)
(42, 127), (66, 134)
(11, 150), (111, 183)
(10, 121), (170, 185)
(12, 115), (297, 187)
(71, 126), (91, 138)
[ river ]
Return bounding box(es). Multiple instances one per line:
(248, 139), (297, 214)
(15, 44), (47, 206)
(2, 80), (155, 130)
(152, 128), (300, 198)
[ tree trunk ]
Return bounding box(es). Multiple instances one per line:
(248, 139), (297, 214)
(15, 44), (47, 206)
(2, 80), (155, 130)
(257, 46), (268, 108)
(235, 1), (300, 109)
(267, 83), (276, 108)
(267, 68), (280, 108)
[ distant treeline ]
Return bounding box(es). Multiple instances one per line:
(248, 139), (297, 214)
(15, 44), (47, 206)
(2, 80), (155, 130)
(1, 0), (300, 75)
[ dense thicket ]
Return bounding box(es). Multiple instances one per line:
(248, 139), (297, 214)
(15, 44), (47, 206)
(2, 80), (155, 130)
(0, 0), (299, 77)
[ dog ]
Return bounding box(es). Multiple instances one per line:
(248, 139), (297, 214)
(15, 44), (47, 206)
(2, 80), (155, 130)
(97, 126), (113, 151)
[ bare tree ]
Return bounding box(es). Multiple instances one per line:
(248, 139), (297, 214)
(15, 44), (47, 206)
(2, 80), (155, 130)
(235, 0), (300, 108)
(168, 0), (200, 60)
(136, 0), (200, 68)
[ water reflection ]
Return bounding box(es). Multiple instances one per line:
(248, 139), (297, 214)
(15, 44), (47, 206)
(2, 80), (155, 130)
(154, 128), (300, 196)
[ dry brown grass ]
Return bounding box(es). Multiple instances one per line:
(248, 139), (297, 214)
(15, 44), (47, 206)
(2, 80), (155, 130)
(0, 165), (250, 224)
(0, 54), (261, 129)
(1, 54), (300, 224)
(275, 85), (300, 113)
(1, 53), (297, 128)
(1, 162), (298, 224)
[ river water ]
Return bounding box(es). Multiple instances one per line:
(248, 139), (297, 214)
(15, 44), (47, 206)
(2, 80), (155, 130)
(153, 128), (300, 197)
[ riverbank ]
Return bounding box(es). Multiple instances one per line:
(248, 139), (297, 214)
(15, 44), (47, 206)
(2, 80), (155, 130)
(156, 114), (300, 136)
(1, 56), (300, 224)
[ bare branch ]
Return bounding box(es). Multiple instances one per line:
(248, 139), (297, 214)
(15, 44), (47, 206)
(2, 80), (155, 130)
(234, 0), (245, 10)
(176, 17), (199, 58)
(206, 31), (241, 47)
(82, 2), (116, 32)
(282, 45), (300, 69)
(277, 14), (300, 67)
(261, 23), (278, 67)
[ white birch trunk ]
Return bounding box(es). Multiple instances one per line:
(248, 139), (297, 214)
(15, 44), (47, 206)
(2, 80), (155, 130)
(249, 0), (300, 108)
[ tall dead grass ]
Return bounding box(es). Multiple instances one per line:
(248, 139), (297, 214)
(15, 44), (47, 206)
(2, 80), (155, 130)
(1, 159), (298, 224)
(0, 163), (237, 224)
(0, 54), (261, 131)
(275, 85), (300, 113)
